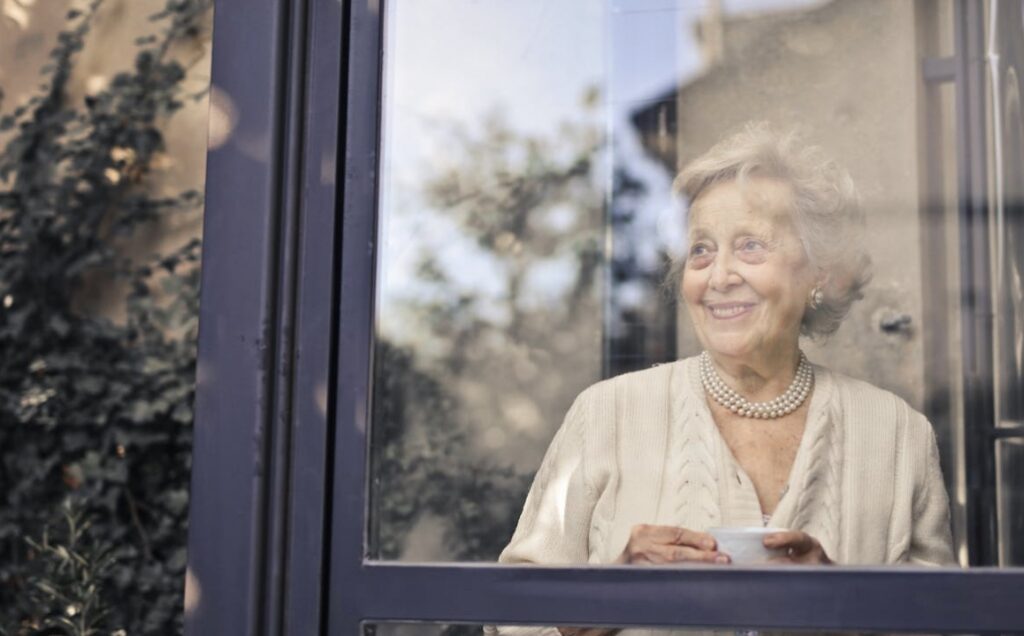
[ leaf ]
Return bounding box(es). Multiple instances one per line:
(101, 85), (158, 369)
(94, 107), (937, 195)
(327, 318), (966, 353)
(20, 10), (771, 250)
(54, 545), (71, 562)
(123, 400), (154, 423)
(48, 315), (71, 338)
(73, 376), (105, 396)
(170, 402), (191, 423)
(166, 547), (187, 572)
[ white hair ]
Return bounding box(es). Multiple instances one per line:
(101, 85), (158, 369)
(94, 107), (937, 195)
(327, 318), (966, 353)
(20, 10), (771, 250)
(669, 122), (872, 338)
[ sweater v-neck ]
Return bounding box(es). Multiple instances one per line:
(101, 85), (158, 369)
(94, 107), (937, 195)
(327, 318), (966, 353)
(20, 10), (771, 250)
(671, 356), (838, 534)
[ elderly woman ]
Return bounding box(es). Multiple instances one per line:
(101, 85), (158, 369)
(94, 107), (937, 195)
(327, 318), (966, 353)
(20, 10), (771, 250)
(495, 124), (955, 591)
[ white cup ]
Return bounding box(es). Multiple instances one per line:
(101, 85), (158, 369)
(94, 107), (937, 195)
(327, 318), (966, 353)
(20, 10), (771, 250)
(708, 527), (787, 564)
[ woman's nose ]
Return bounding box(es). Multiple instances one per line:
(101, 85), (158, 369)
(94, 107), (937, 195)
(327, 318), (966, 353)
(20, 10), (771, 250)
(708, 253), (740, 291)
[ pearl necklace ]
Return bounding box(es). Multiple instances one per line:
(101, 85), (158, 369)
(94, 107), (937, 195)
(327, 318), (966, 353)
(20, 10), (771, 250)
(699, 351), (813, 419)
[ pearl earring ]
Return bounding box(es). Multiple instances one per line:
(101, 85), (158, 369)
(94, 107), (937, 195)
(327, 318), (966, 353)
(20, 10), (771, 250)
(809, 286), (824, 310)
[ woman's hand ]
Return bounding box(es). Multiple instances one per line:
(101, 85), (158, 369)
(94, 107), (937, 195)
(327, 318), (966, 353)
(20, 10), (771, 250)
(615, 524), (729, 565)
(764, 530), (832, 565)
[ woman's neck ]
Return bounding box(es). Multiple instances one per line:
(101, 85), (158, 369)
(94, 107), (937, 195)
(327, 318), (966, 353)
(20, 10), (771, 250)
(707, 346), (802, 401)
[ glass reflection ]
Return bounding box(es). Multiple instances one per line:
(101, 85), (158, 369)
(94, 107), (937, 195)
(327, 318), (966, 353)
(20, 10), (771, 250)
(372, 0), (608, 562)
(370, 0), (1020, 567)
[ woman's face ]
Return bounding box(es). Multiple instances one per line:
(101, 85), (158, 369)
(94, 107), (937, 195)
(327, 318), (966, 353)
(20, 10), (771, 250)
(681, 177), (815, 364)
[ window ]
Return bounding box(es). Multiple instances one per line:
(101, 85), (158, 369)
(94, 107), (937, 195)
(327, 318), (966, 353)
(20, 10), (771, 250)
(366, 0), (999, 568)
(186, 0), (1024, 633)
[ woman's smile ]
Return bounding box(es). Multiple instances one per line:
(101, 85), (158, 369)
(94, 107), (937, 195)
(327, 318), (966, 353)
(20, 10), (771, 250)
(705, 301), (758, 320)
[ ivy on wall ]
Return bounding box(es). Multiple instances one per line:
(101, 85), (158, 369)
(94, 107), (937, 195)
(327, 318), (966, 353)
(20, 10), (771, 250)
(0, 1), (210, 632)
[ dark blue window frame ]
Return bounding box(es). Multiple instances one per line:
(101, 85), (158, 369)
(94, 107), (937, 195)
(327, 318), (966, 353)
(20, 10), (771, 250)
(185, 1), (1024, 634)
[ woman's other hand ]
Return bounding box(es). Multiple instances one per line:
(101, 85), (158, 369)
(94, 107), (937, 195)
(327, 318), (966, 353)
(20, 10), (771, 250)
(764, 530), (832, 564)
(615, 524), (729, 565)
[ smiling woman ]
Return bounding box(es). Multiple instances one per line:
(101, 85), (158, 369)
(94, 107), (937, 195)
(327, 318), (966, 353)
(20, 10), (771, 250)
(495, 125), (955, 588)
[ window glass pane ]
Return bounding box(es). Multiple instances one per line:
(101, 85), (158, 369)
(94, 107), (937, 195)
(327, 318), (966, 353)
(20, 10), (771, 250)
(990, 0), (1024, 566)
(994, 0), (1024, 432)
(997, 438), (1024, 565)
(369, 0), (1017, 569)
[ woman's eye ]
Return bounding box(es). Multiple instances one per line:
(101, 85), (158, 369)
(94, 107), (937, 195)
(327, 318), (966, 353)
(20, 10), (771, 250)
(687, 243), (714, 268)
(689, 243), (714, 257)
(740, 239), (765, 251)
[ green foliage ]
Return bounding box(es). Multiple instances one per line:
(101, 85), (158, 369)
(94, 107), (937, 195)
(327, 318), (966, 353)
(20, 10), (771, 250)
(0, 1), (210, 633)
(11, 500), (126, 636)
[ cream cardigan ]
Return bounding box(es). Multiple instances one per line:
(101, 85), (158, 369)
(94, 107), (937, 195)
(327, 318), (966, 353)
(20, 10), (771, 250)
(491, 357), (955, 635)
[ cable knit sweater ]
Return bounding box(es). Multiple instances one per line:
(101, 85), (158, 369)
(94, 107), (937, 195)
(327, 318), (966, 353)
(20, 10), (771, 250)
(491, 356), (955, 635)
